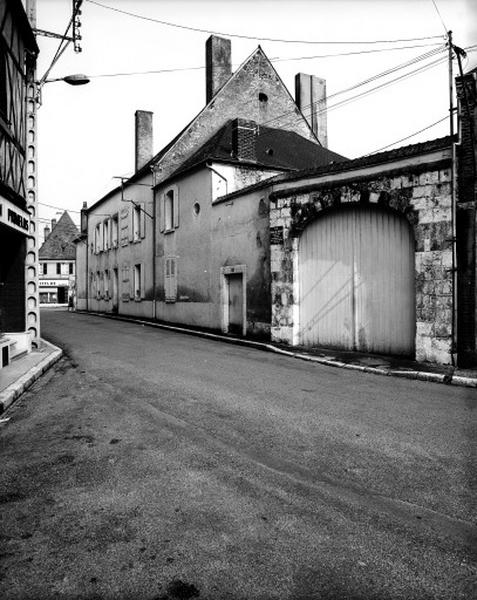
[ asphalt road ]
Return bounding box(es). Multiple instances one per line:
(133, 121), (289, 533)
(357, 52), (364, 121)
(1, 309), (475, 600)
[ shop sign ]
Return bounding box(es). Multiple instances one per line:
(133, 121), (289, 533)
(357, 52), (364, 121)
(0, 196), (30, 234)
(39, 280), (69, 287)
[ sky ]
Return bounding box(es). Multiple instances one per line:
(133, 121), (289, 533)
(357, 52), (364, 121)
(33, 0), (477, 235)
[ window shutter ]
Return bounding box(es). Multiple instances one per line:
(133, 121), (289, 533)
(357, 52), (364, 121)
(173, 190), (179, 228)
(140, 203), (146, 239)
(129, 266), (134, 299)
(129, 207), (134, 242)
(120, 209), (129, 246)
(160, 195), (165, 233)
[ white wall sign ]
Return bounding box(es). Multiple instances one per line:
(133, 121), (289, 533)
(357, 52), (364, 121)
(0, 195), (30, 234)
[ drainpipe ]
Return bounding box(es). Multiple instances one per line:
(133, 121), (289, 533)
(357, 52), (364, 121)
(206, 162), (228, 197)
(152, 187), (156, 320)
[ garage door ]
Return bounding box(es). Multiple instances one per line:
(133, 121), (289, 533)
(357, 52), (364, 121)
(298, 206), (415, 355)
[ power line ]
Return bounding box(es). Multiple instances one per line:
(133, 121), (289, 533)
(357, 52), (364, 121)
(431, 0), (448, 35)
(81, 42), (444, 80)
(85, 0), (443, 45)
(263, 47), (448, 129)
(366, 114), (449, 154)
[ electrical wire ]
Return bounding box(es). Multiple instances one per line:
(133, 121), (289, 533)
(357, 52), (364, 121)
(82, 42), (444, 80)
(263, 47), (448, 129)
(431, 0), (449, 36)
(38, 3), (81, 86)
(366, 114), (449, 154)
(85, 0), (444, 45)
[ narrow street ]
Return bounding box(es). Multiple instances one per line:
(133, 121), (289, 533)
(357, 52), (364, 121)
(1, 309), (475, 600)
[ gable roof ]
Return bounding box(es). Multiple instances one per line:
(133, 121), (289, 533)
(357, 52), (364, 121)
(87, 44), (324, 214)
(39, 211), (79, 260)
(164, 119), (346, 184)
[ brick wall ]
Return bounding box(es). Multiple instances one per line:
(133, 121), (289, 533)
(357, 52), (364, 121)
(269, 163), (455, 364)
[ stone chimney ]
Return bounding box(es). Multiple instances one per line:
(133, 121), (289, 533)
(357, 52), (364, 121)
(51, 218), (57, 229)
(80, 201), (88, 234)
(232, 118), (256, 162)
(135, 110), (153, 172)
(295, 73), (328, 147)
(206, 35), (232, 103)
(44, 226), (50, 240)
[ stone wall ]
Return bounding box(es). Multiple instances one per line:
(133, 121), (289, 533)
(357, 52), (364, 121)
(269, 160), (455, 364)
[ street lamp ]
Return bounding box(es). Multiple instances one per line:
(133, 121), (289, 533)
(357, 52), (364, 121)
(44, 73), (90, 86)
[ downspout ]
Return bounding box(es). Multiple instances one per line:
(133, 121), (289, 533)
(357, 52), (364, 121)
(152, 187), (156, 320)
(206, 162), (228, 196)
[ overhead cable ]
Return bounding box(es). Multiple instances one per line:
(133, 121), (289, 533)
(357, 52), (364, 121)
(366, 114), (449, 154)
(85, 0), (443, 45)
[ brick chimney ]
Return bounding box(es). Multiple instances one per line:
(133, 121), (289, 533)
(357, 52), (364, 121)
(206, 35), (232, 103)
(232, 119), (256, 162)
(51, 218), (56, 229)
(295, 73), (328, 147)
(135, 110), (153, 172)
(44, 226), (50, 240)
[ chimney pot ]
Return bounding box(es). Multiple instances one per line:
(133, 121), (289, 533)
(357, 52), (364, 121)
(295, 73), (328, 147)
(135, 110), (153, 172)
(51, 218), (56, 229)
(44, 226), (50, 240)
(206, 36), (232, 103)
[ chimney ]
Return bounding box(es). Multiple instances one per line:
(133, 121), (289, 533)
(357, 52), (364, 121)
(80, 201), (88, 234)
(206, 35), (232, 103)
(232, 119), (256, 162)
(295, 73), (328, 147)
(44, 226), (50, 240)
(135, 110), (153, 172)
(51, 218), (57, 229)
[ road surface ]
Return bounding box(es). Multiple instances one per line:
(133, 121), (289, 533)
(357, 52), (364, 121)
(0, 309), (475, 599)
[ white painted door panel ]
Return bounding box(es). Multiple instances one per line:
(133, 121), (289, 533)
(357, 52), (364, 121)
(298, 207), (415, 355)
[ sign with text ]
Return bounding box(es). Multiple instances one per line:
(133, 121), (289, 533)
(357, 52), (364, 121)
(270, 226), (284, 245)
(0, 196), (30, 235)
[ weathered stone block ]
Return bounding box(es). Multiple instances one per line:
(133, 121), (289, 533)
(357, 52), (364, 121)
(419, 171), (439, 185)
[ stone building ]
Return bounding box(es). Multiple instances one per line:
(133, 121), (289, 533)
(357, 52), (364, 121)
(76, 35), (336, 321)
(0, 0), (38, 366)
(39, 212), (79, 306)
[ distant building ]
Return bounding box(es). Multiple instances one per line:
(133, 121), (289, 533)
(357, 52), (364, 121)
(39, 212), (78, 306)
(0, 0), (39, 365)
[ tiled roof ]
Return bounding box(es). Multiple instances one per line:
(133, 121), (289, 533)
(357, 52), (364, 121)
(39, 211), (79, 260)
(166, 119), (347, 182)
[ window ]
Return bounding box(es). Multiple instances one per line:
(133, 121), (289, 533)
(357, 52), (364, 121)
(103, 219), (110, 250)
(164, 257), (177, 303)
(96, 272), (101, 299)
(134, 264), (144, 300)
(104, 270), (109, 299)
(94, 223), (102, 253)
(121, 265), (130, 302)
(56, 263), (61, 275)
(0, 53), (7, 119)
(111, 214), (119, 247)
(69, 263), (74, 275)
(42, 263), (48, 275)
(90, 272), (95, 298)
(162, 187), (179, 232)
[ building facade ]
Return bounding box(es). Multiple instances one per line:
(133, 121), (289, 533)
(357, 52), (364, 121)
(39, 212), (78, 306)
(0, 0), (39, 364)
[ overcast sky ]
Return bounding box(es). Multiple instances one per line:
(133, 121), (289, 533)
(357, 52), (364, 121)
(34, 0), (476, 233)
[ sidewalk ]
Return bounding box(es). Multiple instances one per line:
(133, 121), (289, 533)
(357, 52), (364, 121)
(0, 339), (62, 415)
(85, 311), (477, 389)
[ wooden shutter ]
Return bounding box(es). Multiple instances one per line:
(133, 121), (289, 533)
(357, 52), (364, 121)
(160, 195), (165, 233)
(140, 203), (146, 239)
(120, 209), (129, 246)
(173, 190), (179, 228)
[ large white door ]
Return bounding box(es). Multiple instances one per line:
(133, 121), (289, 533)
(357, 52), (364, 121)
(299, 207), (415, 355)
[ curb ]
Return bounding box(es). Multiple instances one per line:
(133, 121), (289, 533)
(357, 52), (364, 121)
(0, 340), (63, 415)
(80, 311), (477, 389)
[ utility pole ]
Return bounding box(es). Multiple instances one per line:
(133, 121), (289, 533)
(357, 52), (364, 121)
(25, 0), (41, 345)
(448, 30), (458, 366)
